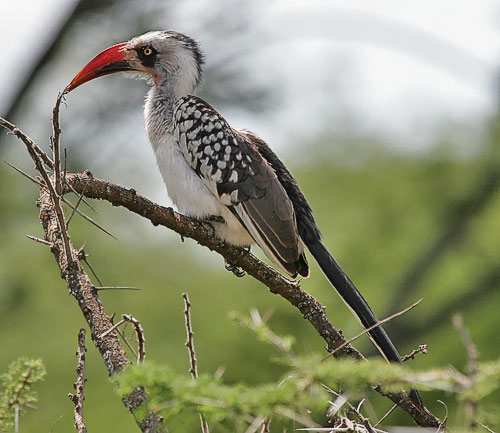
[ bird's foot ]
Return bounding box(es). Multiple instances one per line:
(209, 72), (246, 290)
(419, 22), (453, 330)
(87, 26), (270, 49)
(224, 258), (246, 277)
(203, 215), (226, 224)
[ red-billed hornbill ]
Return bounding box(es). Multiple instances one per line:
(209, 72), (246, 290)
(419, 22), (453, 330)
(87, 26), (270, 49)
(66, 30), (422, 406)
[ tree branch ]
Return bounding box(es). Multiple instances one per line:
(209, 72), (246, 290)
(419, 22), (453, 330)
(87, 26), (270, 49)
(68, 329), (88, 433)
(0, 115), (441, 427)
(64, 171), (441, 427)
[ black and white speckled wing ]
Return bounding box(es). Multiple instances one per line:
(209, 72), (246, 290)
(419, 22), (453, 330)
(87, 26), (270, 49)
(173, 95), (308, 277)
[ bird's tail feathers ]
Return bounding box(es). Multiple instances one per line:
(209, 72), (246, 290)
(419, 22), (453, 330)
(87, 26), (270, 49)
(305, 238), (423, 407)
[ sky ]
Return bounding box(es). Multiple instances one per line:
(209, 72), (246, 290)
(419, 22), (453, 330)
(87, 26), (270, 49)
(1, 0), (500, 154)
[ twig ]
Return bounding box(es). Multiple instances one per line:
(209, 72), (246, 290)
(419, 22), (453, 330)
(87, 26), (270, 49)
(182, 294), (210, 433)
(436, 400), (448, 432)
(321, 298), (423, 361)
(67, 182), (89, 226)
(98, 318), (126, 339)
(0, 117), (54, 169)
(122, 314), (146, 364)
(61, 196), (117, 240)
(68, 329), (87, 433)
(0, 118), (73, 265)
(64, 147), (68, 181)
(116, 327), (138, 359)
(77, 245), (103, 287)
(96, 286), (142, 291)
(51, 92), (64, 195)
(479, 423), (496, 433)
(98, 315), (146, 363)
(402, 345), (428, 363)
(183, 293), (199, 379)
(373, 404), (397, 428)
(4, 160), (44, 188)
(26, 235), (53, 247)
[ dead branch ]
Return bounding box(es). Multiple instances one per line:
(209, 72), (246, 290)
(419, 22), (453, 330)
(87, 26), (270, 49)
(68, 329), (87, 433)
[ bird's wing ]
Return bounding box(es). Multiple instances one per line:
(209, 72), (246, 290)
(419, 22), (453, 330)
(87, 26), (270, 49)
(173, 95), (307, 277)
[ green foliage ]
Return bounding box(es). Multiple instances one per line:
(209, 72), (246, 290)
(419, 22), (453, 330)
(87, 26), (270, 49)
(0, 358), (46, 432)
(114, 313), (500, 431)
(114, 362), (325, 430)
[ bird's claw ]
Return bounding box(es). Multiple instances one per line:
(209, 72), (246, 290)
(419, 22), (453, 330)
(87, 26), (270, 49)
(204, 215), (226, 224)
(224, 259), (246, 277)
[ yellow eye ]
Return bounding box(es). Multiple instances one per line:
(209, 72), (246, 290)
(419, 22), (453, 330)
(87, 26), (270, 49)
(143, 47), (153, 56)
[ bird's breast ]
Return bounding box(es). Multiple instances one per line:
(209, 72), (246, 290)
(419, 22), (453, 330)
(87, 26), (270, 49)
(150, 134), (254, 246)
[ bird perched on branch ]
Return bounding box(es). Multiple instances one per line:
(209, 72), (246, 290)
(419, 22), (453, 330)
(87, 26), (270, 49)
(66, 30), (422, 406)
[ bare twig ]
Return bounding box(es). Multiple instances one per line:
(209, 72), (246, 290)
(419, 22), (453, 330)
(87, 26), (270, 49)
(479, 423), (496, 433)
(4, 160), (44, 188)
(98, 315), (146, 363)
(321, 298), (423, 361)
(402, 344), (428, 363)
(98, 318), (126, 339)
(67, 182), (89, 226)
(0, 117), (72, 265)
(61, 196), (116, 240)
(26, 235), (53, 247)
(51, 92), (64, 196)
(96, 286), (142, 291)
(116, 327), (138, 359)
(77, 245), (103, 287)
(68, 329), (87, 433)
(183, 293), (199, 379)
(182, 294), (210, 433)
(0, 118), (54, 169)
(122, 314), (146, 364)
(373, 404), (397, 428)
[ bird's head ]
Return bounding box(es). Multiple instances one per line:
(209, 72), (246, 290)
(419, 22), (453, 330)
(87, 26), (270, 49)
(66, 31), (204, 98)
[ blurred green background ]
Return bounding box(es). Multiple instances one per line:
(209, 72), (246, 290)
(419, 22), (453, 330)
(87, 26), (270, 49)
(1, 0), (500, 431)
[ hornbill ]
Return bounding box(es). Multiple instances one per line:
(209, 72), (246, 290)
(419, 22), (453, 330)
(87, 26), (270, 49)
(66, 30), (422, 406)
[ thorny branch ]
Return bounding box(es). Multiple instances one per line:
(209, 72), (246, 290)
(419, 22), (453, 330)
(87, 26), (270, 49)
(182, 293), (199, 379)
(68, 329), (87, 433)
(0, 116), (164, 433)
(182, 293), (210, 433)
(0, 114), (441, 428)
(62, 175), (439, 426)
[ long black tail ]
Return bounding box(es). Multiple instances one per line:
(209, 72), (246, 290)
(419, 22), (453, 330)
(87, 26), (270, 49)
(305, 238), (423, 407)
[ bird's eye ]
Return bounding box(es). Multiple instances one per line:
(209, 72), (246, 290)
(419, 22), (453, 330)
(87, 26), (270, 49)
(143, 47), (153, 56)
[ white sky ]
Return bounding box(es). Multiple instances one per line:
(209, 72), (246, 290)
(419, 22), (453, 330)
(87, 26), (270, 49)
(1, 0), (500, 153)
